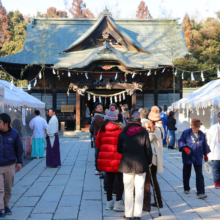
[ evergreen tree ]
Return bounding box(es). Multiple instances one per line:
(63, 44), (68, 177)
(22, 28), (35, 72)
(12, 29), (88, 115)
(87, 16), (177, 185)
(69, 0), (94, 18)
(136, 1), (152, 19)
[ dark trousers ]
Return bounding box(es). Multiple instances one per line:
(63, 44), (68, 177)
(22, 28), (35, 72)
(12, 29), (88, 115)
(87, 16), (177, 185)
(94, 140), (100, 171)
(183, 163), (205, 195)
(212, 160), (220, 183)
(143, 165), (163, 209)
(104, 172), (118, 194)
(106, 172), (124, 202)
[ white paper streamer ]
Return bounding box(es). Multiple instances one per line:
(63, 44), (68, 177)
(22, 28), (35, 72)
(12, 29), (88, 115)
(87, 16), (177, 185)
(115, 72), (118, 80)
(147, 70), (151, 76)
(39, 71), (42, 79)
(53, 69), (56, 75)
(174, 69), (177, 76)
(201, 71), (205, 81)
(110, 96), (112, 104)
(197, 109), (200, 115)
(162, 67), (166, 73)
(88, 93), (90, 101)
(85, 73), (89, 79)
(182, 71), (184, 80)
(100, 72), (102, 80)
(119, 94), (121, 102)
(27, 81), (31, 90)
(10, 78), (14, 90)
(123, 93), (125, 100)
(191, 72), (195, 81)
(203, 109), (205, 115)
(93, 95), (96, 102)
(99, 96), (101, 103)
(34, 78), (37, 87)
(217, 67), (220, 78)
(114, 95), (117, 102)
(105, 97), (107, 103)
(132, 71), (135, 78)
(68, 71), (71, 77)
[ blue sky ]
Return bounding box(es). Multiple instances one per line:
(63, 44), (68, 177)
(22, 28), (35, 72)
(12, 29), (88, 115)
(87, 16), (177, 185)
(2, 0), (219, 21)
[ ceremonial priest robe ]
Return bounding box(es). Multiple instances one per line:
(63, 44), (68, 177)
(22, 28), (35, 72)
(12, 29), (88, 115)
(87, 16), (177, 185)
(46, 115), (61, 167)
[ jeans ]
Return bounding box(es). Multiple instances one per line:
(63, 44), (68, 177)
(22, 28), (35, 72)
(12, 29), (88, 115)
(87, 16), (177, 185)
(183, 163), (205, 195)
(169, 130), (175, 147)
(163, 125), (167, 145)
(212, 160), (220, 183)
(106, 172), (124, 201)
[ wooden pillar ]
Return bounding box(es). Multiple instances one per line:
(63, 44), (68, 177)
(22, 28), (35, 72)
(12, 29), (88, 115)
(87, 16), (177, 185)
(76, 92), (80, 131)
(132, 91), (136, 109)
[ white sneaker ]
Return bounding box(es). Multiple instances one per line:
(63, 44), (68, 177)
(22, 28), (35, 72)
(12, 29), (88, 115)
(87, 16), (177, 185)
(113, 200), (125, 212)
(106, 200), (114, 210)
(184, 190), (190, 194)
(95, 170), (102, 175)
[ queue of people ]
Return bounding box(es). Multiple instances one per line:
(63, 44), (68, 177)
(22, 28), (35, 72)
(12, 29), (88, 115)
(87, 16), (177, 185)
(89, 102), (216, 219)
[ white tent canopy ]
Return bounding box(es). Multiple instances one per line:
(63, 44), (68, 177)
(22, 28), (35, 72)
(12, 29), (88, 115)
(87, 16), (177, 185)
(173, 79), (220, 110)
(0, 80), (45, 109)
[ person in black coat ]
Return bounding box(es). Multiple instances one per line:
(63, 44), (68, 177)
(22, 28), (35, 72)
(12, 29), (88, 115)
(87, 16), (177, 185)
(117, 111), (152, 220)
(167, 111), (176, 149)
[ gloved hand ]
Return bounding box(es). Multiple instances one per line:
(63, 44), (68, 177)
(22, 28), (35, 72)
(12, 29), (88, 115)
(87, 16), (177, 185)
(184, 147), (191, 155)
(204, 155), (208, 162)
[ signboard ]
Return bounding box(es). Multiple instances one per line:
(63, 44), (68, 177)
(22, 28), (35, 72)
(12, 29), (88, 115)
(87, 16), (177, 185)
(61, 105), (74, 112)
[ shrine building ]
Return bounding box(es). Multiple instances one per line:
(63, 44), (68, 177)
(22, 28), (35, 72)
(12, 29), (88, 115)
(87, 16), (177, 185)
(0, 9), (188, 131)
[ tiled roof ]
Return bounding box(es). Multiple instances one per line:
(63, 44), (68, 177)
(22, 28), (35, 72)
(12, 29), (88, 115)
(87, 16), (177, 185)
(0, 14), (188, 69)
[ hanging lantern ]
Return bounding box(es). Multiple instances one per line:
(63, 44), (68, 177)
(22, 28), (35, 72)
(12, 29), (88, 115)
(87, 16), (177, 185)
(88, 93), (90, 101)
(68, 71), (71, 77)
(93, 95), (96, 102)
(132, 71), (135, 78)
(39, 71), (42, 79)
(191, 72), (195, 81)
(34, 78), (37, 87)
(182, 71), (184, 80)
(10, 78), (14, 90)
(53, 69), (56, 75)
(123, 92), (125, 100)
(147, 70), (151, 76)
(115, 72), (118, 80)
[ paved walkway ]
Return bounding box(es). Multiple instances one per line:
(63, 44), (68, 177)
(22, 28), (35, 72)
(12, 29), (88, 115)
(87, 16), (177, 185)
(5, 137), (220, 220)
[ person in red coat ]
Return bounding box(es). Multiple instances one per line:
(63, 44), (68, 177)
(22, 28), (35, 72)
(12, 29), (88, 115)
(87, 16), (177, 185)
(96, 106), (125, 212)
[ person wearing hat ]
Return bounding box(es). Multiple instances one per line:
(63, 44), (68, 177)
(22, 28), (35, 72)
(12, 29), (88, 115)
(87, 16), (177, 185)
(178, 119), (211, 199)
(117, 111), (152, 220)
(143, 106), (164, 211)
(95, 106), (125, 211)
(207, 112), (220, 189)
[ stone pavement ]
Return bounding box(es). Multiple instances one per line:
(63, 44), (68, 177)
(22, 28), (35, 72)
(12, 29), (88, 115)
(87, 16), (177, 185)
(5, 137), (220, 220)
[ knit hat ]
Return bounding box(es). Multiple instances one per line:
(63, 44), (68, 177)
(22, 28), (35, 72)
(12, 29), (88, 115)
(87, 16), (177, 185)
(191, 119), (202, 125)
(106, 106), (118, 121)
(148, 106), (160, 121)
(128, 111), (141, 123)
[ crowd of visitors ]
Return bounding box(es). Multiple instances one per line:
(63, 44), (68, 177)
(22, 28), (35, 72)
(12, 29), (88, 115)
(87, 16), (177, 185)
(89, 102), (215, 219)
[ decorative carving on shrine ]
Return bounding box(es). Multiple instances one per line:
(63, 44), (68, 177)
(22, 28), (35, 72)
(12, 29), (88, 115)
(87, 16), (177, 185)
(69, 83), (88, 96)
(102, 28), (110, 39)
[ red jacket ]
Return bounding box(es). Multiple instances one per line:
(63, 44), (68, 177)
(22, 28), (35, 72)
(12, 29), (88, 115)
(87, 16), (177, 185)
(95, 121), (123, 172)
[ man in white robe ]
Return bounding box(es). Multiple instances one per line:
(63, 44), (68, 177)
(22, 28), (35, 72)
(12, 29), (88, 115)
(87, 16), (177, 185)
(46, 108), (61, 167)
(29, 110), (47, 158)
(207, 112), (220, 189)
